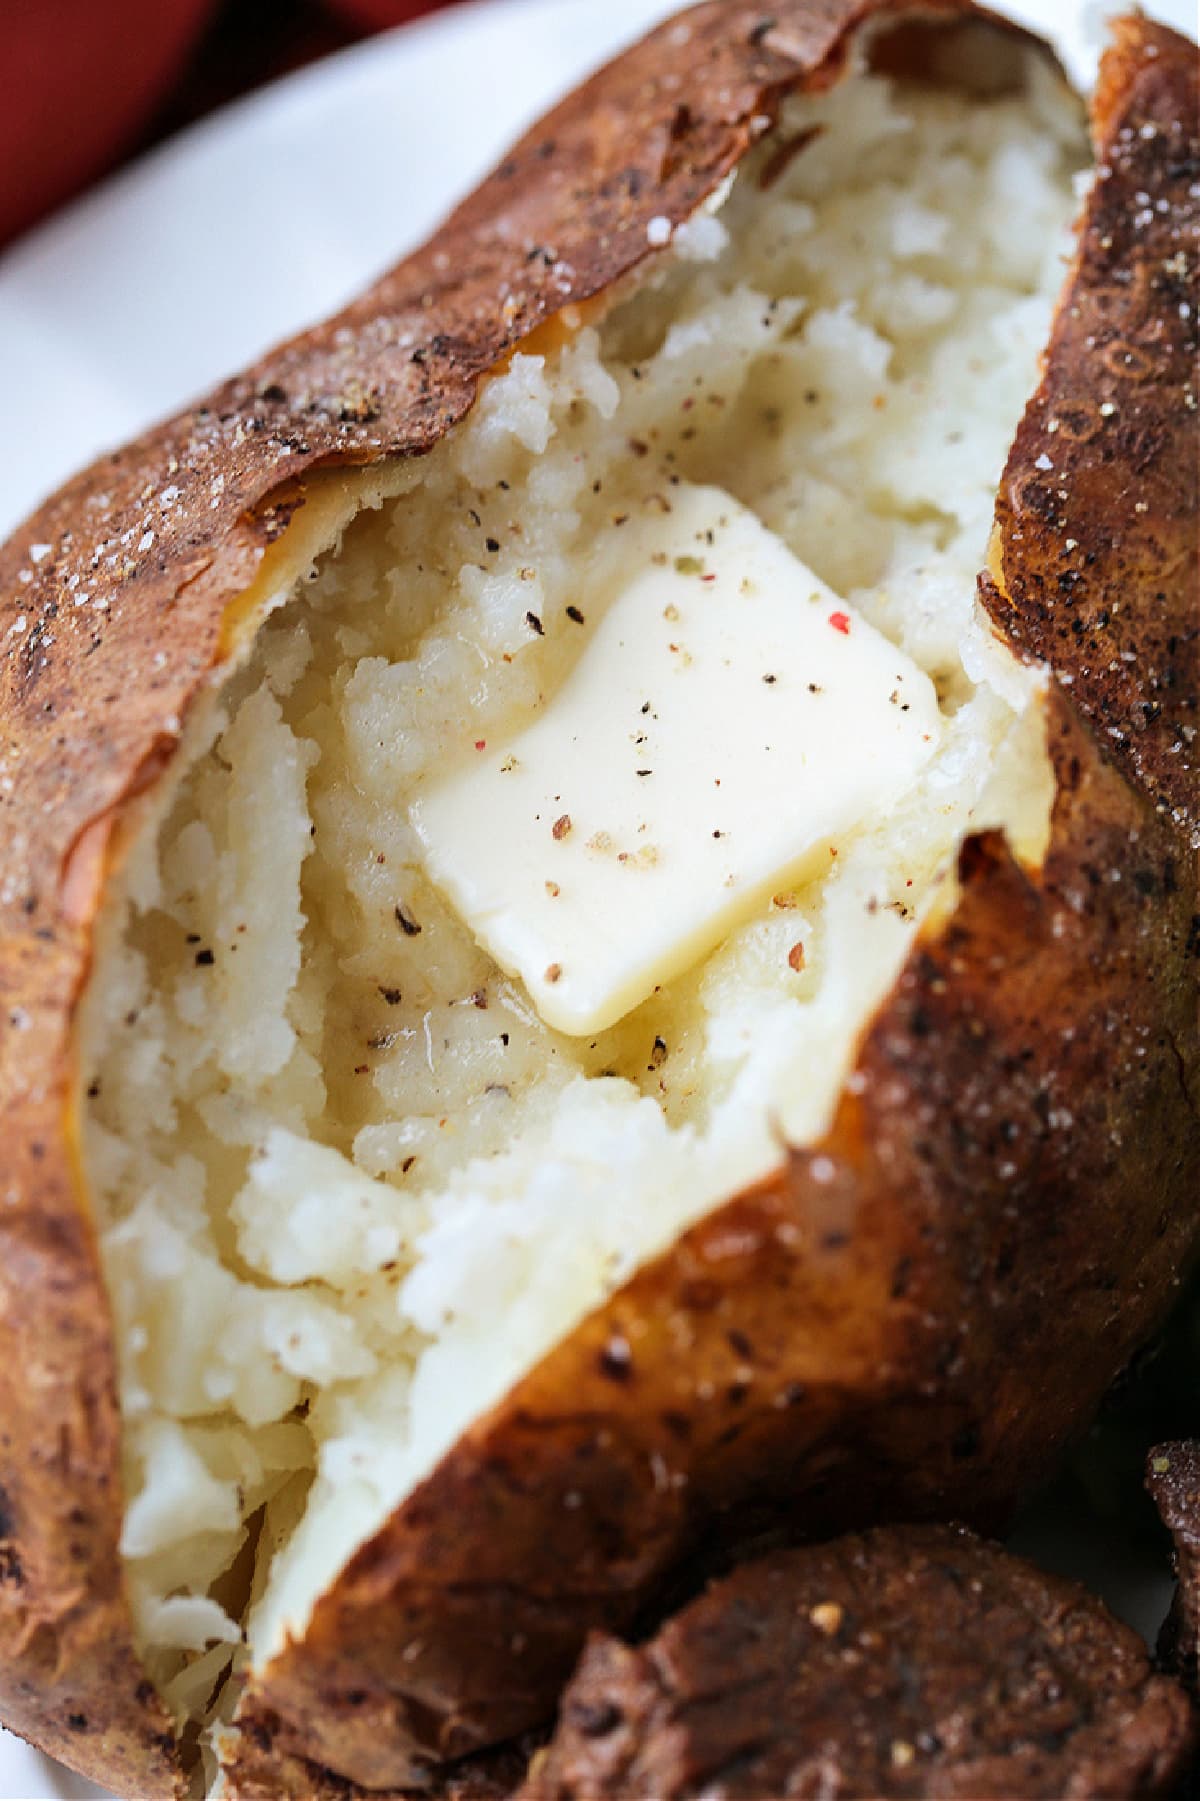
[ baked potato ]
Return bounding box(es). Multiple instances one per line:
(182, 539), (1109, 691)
(0, 2), (1195, 1795)
(519, 1525), (1197, 1797)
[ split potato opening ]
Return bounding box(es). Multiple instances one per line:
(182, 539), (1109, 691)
(76, 26), (1087, 1768)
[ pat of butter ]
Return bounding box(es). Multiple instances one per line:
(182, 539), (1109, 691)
(411, 486), (942, 1036)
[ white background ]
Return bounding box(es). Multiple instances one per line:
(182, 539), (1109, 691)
(0, 0), (1193, 1793)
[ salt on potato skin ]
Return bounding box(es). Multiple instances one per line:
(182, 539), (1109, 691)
(0, 7), (1189, 1793)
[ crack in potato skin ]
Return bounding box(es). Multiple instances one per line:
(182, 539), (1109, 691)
(0, 3), (1194, 1795)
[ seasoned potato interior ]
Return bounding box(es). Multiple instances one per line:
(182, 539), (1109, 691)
(79, 48), (1086, 1742)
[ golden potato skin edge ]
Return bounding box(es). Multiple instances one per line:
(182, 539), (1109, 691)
(0, 3), (1191, 1796)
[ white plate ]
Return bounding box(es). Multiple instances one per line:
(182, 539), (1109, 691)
(0, 0), (1192, 1793)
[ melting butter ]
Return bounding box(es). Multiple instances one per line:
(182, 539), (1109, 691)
(411, 486), (942, 1036)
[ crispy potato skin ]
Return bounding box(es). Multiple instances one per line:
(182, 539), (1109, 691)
(520, 1527), (1196, 1798)
(0, 2), (1194, 1794)
(1148, 1440), (1200, 1692)
(988, 15), (1199, 839)
(227, 1732), (543, 1801)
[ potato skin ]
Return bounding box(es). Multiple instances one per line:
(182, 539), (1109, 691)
(988, 13), (1199, 838)
(520, 1526), (1196, 1798)
(0, 3), (1193, 1796)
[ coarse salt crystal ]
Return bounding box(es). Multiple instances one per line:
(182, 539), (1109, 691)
(646, 216), (672, 248)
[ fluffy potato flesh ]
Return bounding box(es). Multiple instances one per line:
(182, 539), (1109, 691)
(78, 49), (1085, 1760)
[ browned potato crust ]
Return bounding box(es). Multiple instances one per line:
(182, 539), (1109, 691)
(0, 3), (1195, 1795)
(520, 1526), (1196, 1798)
(1149, 1441), (1200, 1694)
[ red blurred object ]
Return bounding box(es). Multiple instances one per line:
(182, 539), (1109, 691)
(0, 0), (465, 252)
(0, 0), (216, 246)
(324, 0), (463, 29)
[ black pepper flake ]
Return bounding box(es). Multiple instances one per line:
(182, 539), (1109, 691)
(525, 611), (545, 635)
(194, 948), (214, 967)
(649, 1035), (668, 1070)
(500, 1032), (511, 1046)
(402, 1156), (418, 1174)
(379, 987), (403, 1006)
(763, 673), (777, 685)
(566, 605), (585, 624)
(485, 537), (500, 554)
(185, 932), (201, 945)
(598, 1336), (633, 1381)
(395, 904), (422, 937)
(636, 769), (653, 778)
